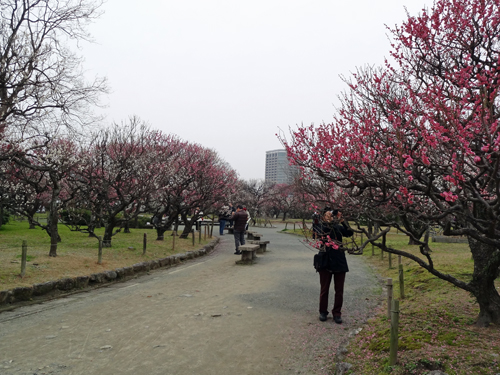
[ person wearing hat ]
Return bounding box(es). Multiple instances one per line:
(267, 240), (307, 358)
(231, 205), (248, 254)
(316, 207), (353, 324)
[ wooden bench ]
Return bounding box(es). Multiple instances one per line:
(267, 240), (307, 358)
(248, 240), (270, 254)
(235, 244), (259, 264)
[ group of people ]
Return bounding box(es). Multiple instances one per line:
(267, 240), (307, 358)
(216, 203), (353, 324)
(218, 203), (251, 255)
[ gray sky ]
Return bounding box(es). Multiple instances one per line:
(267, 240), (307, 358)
(82, 0), (434, 181)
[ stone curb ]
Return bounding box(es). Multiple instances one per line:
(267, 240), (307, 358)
(0, 238), (220, 310)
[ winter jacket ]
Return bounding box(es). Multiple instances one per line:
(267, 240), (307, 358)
(218, 206), (232, 220)
(232, 210), (248, 231)
(317, 220), (353, 273)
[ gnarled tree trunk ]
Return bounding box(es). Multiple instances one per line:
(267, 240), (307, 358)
(468, 237), (500, 326)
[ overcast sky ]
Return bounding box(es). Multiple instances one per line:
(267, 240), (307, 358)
(82, 0), (434, 181)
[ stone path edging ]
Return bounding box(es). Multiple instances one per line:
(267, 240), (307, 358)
(0, 238), (220, 311)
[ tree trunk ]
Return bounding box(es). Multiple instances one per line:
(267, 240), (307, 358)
(102, 222), (115, 247)
(123, 220), (131, 234)
(154, 216), (176, 241)
(180, 214), (194, 239)
(408, 237), (419, 245)
(47, 208), (60, 257)
(180, 224), (194, 239)
(367, 220), (373, 237)
(468, 237), (500, 326)
(156, 227), (166, 241)
(27, 215), (36, 229)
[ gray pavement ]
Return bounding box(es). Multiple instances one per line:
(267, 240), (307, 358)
(0, 224), (382, 375)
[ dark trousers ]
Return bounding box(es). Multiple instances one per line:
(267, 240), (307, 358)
(233, 230), (245, 251)
(219, 219), (226, 235)
(319, 270), (346, 316)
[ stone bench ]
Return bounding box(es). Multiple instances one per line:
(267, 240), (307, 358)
(251, 233), (263, 241)
(235, 244), (259, 264)
(246, 231), (257, 240)
(248, 240), (270, 254)
(226, 227), (234, 235)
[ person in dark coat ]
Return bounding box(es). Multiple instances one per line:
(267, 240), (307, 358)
(231, 205), (248, 255)
(317, 207), (353, 324)
(218, 204), (232, 235)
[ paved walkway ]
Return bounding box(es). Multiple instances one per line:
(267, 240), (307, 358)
(0, 224), (382, 375)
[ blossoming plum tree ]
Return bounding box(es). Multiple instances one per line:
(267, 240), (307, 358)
(69, 118), (164, 247)
(10, 137), (81, 256)
(170, 144), (238, 239)
(283, 0), (500, 326)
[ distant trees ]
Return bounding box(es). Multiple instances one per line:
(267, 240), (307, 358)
(283, 0), (500, 326)
(2, 116), (238, 254)
(146, 141), (238, 240)
(238, 179), (274, 221)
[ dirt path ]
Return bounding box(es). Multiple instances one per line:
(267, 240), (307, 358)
(0, 225), (382, 375)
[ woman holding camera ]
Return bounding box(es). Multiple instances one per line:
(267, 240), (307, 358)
(317, 207), (353, 324)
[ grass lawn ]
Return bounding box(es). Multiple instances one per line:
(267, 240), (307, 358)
(343, 231), (499, 375)
(0, 219), (215, 290)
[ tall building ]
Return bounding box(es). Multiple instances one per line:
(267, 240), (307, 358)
(265, 149), (297, 184)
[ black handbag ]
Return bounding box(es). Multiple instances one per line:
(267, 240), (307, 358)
(313, 251), (329, 272)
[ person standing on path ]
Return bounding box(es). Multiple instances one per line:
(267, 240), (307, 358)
(317, 207), (353, 324)
(244, 207), (251, 231)
(218, 204), (232, 235)
(227, 203), (235, 228)
(231, 205), (248, 254)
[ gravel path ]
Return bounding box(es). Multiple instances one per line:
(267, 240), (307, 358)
(0, 224), (382, 375)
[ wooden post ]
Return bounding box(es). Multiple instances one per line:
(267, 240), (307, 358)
(387, 278), (393, 319)
(372, 243), (374, 256)
(389, 252), (392, 269)
(380, 248), (384, 260)
(192, 229), (195, 246)
(398, 255), (402, 265)
(399, 264), (405, 299)
(198, 227), (201, 244)
(210, 215), (214, 238)
(143, 233), (147, 255)
(293, 222), (296, 231)
(172, 231), (176, 251)
(389, 299), (400, 366)
(98, 236), (103, 264)
(204, 225), (207, 240)
(20, 240), (28, 278)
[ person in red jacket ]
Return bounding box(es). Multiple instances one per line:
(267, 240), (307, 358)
(231, 205), (248, 254)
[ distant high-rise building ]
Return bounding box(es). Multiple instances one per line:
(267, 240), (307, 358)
(265, 149), (297, 184)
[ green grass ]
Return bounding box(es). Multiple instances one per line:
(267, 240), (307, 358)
(343, 231), (500, 375)
(0, 219), (214, 290)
